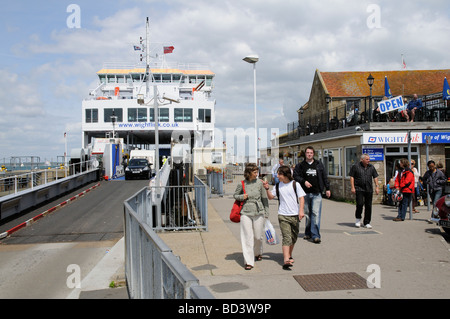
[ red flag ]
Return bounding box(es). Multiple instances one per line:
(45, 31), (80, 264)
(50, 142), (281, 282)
(164, 46), (174, 54)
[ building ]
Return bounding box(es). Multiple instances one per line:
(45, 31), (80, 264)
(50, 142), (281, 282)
(276, 69), (450, 202)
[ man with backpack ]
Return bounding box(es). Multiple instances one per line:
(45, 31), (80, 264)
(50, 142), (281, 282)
(293, 146), (331, 244)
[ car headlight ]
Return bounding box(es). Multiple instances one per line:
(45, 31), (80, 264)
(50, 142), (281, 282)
(445, 195), (450, 207)
(125, 167), (130, 171)
(143, 167), (149, 171)
(432, 206), (440, 218)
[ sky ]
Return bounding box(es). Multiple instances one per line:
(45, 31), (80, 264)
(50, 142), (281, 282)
(1, 0), (449, 162)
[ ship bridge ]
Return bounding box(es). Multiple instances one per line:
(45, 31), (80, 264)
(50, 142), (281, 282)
(82, 62), (216, 150)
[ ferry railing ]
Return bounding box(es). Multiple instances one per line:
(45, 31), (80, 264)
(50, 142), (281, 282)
(123, 184), (213, 299)
(0, 160), (97, 197)
(140, 178), (208, 232)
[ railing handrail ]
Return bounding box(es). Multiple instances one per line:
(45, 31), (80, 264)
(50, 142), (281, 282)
(123, 182), (214, 299)
(0, 159), (98, 197)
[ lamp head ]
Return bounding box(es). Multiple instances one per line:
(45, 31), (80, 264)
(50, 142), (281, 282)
(243, 55), (259, 63)
(367, 74), (374, 87)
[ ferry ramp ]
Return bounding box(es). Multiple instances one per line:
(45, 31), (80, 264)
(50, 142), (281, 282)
(0, 179), (148, 298)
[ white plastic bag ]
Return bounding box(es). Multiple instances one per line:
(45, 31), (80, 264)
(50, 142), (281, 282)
(264, 219), (279, 245)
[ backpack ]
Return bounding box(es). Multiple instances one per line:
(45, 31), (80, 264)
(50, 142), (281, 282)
(275, 181), (299, 206)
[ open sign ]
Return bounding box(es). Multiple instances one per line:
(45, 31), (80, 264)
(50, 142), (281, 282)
(377, 96), (404, 114)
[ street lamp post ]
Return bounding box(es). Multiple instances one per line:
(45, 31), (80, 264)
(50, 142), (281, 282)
(243, 55), (259, 164)
(367, 74), (374, 123)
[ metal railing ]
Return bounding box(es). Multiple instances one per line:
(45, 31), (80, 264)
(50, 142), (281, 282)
(0, 160), (97, 197)
(286, 93), (450, 140)
(124, 183), (213, 299)
(132, 178), (208, 232)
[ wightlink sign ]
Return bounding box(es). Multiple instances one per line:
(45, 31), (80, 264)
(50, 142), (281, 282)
(362, 132), (422, 144)
(377, 95), (404, 114)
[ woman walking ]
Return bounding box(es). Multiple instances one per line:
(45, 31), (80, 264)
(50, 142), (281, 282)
(233, 163), (269, 270)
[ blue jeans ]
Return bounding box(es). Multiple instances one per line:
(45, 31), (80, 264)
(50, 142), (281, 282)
(431, 189), (443, 207)
(397, 193), (412, 220)
(304, 193), (322, 240)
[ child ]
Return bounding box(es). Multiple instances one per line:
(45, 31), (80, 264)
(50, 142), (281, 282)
(263, 165), (305, 270)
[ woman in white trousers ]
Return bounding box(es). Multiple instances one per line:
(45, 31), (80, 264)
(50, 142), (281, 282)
(233, 163), (269, 270)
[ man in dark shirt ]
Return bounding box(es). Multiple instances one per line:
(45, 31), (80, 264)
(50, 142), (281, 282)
(293, 146), (330, 243)
(349, 154), (379, 228)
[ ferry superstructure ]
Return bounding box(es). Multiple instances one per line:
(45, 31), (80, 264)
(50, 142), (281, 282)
(81, 19), (216, 165)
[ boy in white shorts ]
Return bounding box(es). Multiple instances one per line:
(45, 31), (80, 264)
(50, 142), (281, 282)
(263, 165), (305, 270)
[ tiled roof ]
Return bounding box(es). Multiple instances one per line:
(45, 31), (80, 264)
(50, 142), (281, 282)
(319, 69), (450, 97)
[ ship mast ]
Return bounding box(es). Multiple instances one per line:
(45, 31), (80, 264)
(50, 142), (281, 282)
(144, 18), (161, 197)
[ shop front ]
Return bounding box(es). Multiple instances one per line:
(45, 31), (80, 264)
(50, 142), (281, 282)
(279, 130), (449, 203)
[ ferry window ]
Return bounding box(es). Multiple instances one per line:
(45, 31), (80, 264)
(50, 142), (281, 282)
(162, 74), (171, 83)
(160, 108), (169, 122)
(198, 109), (211, 123)
(107, 75), (116, 83)
(175, 108), (193, 122)
(188, 76), (197, 84)
(132, 74), (141, 82)
(85, 109), (98, 123)
(173, 74), (181, 82)
(104, 108), (123, 122)
(128, 108), (147, 122)
(206, 76), (213, 86)
(153, 74), (161, 83)
(345, 147), (357, 176)
(99, 75), (106, 84)
(149, 108), (169, 122)
(117, 76), (125, 83)
(184, 108), (193, 122)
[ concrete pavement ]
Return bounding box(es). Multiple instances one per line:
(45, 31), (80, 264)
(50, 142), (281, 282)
(159, 190), (450, 299)
(78, 182), (450, 299)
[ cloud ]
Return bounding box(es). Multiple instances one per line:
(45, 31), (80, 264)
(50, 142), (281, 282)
(1, 0), (449, 160)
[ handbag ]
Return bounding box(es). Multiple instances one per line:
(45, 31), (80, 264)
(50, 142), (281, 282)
(230, 180), (246, 223)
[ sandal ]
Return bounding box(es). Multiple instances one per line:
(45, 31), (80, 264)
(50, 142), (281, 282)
(244, 264), (253, 270)
(289, 257), (294, 264)
(255, 255), (263, 261)
(282, 260), (293, 270)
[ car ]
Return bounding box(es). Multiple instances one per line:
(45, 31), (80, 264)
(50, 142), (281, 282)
(125, 158), (152, 180)
(432, 194), (450, 235)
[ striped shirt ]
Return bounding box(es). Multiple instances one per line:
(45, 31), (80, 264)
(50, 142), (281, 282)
(349, 162), (379, 192)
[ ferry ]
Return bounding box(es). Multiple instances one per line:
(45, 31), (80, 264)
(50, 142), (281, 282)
(81, 18), (220, 178)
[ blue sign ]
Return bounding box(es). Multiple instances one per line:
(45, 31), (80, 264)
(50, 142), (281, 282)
(363, 147), (384, 161)
(422, 132), (450, 144)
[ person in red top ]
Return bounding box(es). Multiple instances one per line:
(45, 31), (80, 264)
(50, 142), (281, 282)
(393, 158), (415, 221)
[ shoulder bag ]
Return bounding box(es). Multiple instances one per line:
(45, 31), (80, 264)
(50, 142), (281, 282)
(230, 180), (246, 223)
